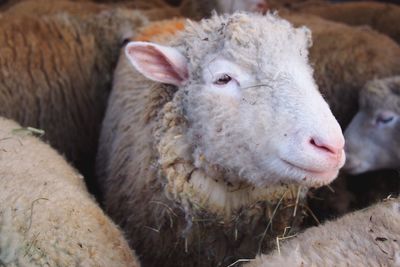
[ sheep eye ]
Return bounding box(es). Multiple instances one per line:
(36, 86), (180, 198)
(376, 115), (394, 124)
(214, 74), (232, 85)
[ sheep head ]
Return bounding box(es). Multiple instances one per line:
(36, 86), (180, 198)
(125, 12), (345, 188)
(344, 76), (400, 174)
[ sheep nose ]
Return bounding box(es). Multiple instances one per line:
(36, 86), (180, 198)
(309, 136), (344, 158)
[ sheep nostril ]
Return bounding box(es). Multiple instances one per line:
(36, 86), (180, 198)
(309, 137), (341, 156)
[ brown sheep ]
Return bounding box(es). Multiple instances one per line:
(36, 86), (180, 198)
(0, 4), (147, 195)
(245, 196), (400, 267)
(1, 0), (268, 20)
(292, 1), (400, 44)
(0, 117), (139, 267)
(3, 0), (182, 21)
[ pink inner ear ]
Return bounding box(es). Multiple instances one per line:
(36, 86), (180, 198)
(126, 44), (188, 86)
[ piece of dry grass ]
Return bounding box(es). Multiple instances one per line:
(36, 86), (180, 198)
(276, 226), (297, 256)
(226, 258), (253, 267)
(12, 127), (45, 137)
(257, 190), (288, 254)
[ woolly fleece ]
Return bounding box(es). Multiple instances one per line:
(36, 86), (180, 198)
(0, 117), (139, 267)
(246, 197), (400, 267)
(0, 5), (147, 194)
(293, 1), (400, 44)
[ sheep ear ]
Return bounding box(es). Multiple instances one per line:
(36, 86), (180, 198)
(125, 41), (189, 86)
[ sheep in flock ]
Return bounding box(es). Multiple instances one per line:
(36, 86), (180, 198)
(344, 76), (400, 175)
(0, 5), (147, 194)
(290, 1), (400, 44)
(1, 0), (269, 20)
(0, 117), (139, 267)
(96, 12), (345, 267)
(246, 196), (400, 267)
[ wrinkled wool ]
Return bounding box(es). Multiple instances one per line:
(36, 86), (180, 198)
(0, 5), (147, 194)
(0, 117), (139, 267)
(291, 1), (400, 44)
(246, 197), (400, 267)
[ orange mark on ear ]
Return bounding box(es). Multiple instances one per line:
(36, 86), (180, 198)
(135, 19), (185, 43)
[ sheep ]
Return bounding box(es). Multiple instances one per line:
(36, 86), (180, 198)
(96, 12), (345, 267)
(3, 0), (183, 21)
(321, 77), (400, 220)
(0, 5), (147, 196)
(245, 196), (400, 267)
(343, 76), (400, 175)
(290, 1), (400, 44)
(132, 8), (400, 222)
(2, 0), (268, 20)
(3, 0), (109, 17)
(0, 117), (139, 267)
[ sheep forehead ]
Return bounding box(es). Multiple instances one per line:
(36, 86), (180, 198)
(178, 12), (310, 75)
(360, 76), (400, 114)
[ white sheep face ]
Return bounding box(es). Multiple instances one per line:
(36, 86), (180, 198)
(125, 13), (345, 188)
(344, 77), (400, 175)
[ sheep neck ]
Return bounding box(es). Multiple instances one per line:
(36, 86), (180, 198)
(155, 89), (307, 221)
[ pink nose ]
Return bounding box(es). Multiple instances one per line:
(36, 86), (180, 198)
(309, 136), (344, 157)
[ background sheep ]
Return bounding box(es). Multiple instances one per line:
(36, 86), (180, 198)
(3, 0), (182, 21)
(1, 0), (268, 19)
(344, 76), (400, 175)
(97, 12), (345, 267)
(0, 117), (139, 267)
(245, 196), (400, 267)
(0, 5), (147, 196)
(291, 1), (400, 44)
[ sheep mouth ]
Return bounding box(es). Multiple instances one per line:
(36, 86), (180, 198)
(280, 158), (339, 185)
(281, 159), (328, 174)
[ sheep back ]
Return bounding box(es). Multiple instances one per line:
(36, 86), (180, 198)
(0, 7), (147, 195)
(0, 117), (139, 267)
(246, 197), (400, 267)
(294, 2), (400, 44)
